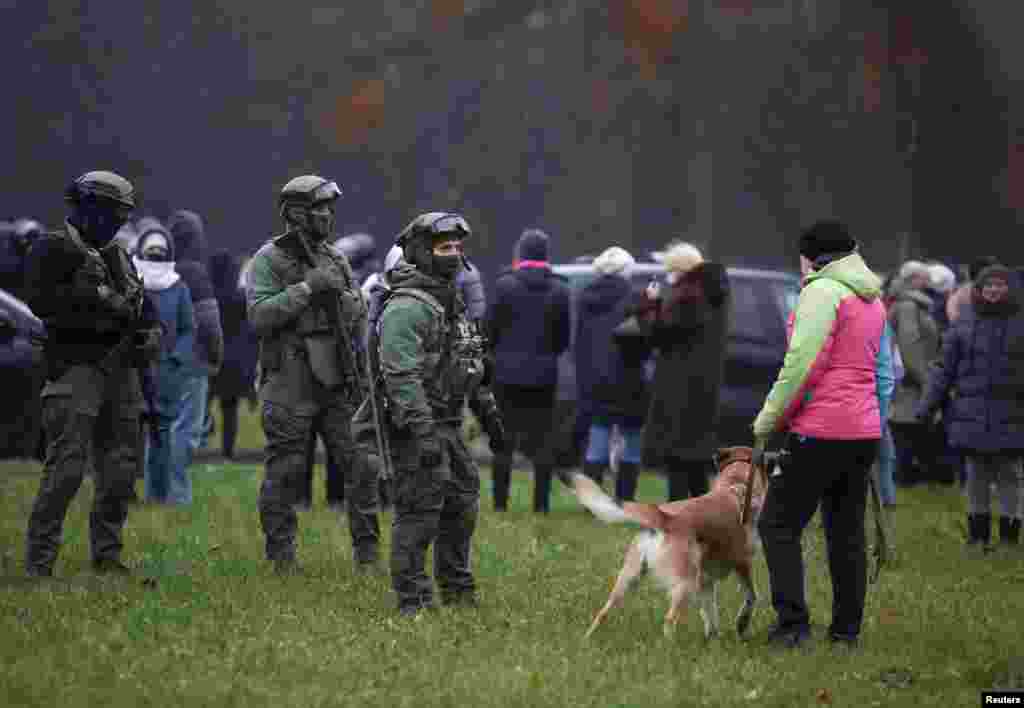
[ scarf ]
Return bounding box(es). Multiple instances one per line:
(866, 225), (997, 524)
(133, 257), (181, 291)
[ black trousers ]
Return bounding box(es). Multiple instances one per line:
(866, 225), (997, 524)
(757, 435), (877, 640)
(665, 457), (714, 501)
(491, 383), (556, 511)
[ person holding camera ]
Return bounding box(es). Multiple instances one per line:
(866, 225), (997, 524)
(753, 221), (890, 649)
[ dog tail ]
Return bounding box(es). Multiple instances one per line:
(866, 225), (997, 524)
(568, 472), (667, 530)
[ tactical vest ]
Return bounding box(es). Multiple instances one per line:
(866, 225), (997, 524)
(256, 232), (366, 391)
(379, 287), (485, 422)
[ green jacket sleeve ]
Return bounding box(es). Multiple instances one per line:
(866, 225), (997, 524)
(245, 251), (312, 337)
(379, 297), (434, 435)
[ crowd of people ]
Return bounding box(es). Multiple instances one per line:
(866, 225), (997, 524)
(3, 170), (1022, 642)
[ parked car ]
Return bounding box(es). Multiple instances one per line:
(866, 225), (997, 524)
(0, 287), (46, 459)
(548, 260), (801, 466)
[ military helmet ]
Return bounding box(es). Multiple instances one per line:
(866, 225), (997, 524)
(395, 212), (471, 249)
(278, 175), (342, 215)
(64, 170), (136, 210)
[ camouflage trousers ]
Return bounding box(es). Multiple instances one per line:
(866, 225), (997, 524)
(25, 393), (139, 574)
(390, 424), (480, 611)
(259, 398), (379, 564)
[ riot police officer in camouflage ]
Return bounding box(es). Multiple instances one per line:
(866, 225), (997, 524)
(374, 212), (505, 616)
(24, 170), (161, 577)
(246, 175), (379, 573)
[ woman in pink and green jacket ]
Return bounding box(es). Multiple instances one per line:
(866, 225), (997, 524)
(753, 220), (891, 649)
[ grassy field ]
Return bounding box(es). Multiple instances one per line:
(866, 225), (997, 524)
(2, 456), (1023, 708)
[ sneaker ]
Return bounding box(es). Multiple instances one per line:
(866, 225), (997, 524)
(91, 559), (132, 575)
(765, 624), (811, 649)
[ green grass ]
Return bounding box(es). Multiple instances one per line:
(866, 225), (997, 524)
(2, 459), (1023, 708)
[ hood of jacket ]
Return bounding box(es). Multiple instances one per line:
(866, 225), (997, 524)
(135, 222), (176, 261)
(580, 273), (631, 316)
(387, 262), (459, 313)
(167, 209), (206, 263)
(804, 252), (882, 302)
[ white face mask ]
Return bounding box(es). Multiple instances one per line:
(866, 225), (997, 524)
(665, 271), (680, 285)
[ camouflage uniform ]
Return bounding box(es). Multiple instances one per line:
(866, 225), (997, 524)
(372, 262), (501, 611)
(24, 221), (154, 575)
(246, 230), (379, 566)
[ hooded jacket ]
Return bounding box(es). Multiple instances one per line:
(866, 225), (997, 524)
(133, 227), (195, 369)
(917, 266), (1024, 453)
(574, 273), (650, 422)
(486, 264), (570, 388)
(887, 285), (941, 423)
(753, 252), (889, 439)
(167, 210), (223, 377)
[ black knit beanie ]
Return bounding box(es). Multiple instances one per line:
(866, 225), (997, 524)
(798, 220), (857, 261)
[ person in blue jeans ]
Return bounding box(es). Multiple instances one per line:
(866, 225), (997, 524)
(576, 246), (650, 502)
(133, 223), (195, 504)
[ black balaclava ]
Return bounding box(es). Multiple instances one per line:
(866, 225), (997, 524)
(71, 198), (129, 248)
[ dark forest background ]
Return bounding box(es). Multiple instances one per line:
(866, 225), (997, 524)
(2, 0), (1022, 282)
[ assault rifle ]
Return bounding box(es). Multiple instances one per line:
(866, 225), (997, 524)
(294, 232), (393, 481)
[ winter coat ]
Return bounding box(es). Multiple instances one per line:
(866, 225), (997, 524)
(209, 251), (258, 401)
(917, 272), (1024, 454)
(638, 262), (730, 464)
(166, 210), (223, 378)
(574, 274), (650, 423)
(753, 252), (888, 440)
(485, 265), (570, 389)
(887, 287), (940, 423)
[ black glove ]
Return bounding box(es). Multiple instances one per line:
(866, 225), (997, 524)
(416, 434), (443, 468)
(97, 285), (137, 321)
(305, 267), (345, 294)
(484, 414), (507, 455)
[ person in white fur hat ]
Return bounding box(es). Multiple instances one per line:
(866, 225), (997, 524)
(574, 246), (651, 501)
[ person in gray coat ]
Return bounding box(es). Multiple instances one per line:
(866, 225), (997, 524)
(888, 260), (945, 486)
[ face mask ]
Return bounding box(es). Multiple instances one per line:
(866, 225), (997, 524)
(433, 254), (463, 280)
(307, 205), (335, 241)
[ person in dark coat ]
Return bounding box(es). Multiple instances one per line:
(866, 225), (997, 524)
(208, 250), (258, 460)
(166, 210), (223, 454)
(917, 264), (1024, 550)
(635, 241), (730, 501)
(0, 219), (44, 301)
(485, 228), (570, 512)
(575, 246), (650, 502)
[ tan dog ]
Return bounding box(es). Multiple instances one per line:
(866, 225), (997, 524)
(570, 447), (768, 640)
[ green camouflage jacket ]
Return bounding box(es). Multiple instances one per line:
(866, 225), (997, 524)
(246, 230), (367, 412)
(377, 264), (490, 436)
